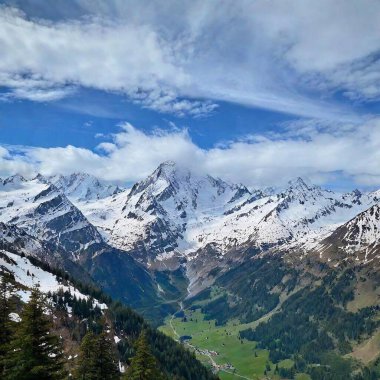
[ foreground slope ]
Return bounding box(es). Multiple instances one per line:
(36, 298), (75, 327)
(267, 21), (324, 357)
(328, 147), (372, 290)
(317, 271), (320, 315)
(0, 248), (218, 380)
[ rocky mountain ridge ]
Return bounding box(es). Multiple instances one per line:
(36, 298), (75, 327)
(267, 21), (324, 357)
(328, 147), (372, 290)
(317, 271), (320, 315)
(1, 162), (380, 302)
(53, 162), (380, 268)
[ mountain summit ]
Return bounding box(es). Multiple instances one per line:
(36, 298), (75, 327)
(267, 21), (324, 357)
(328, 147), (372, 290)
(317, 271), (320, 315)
(49, 172), (122, 202)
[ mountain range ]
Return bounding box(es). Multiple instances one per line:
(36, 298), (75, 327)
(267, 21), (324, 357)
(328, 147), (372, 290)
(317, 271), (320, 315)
(1, 161), (380, 300)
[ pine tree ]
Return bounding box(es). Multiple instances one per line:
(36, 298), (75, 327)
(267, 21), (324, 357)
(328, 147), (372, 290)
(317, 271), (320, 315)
(95, 332), (120, 380)
(75, 331), (119, 380)
(125, 331), (165, 380)
(76, 331), (98, 380)
(0, 274), (17, 376)
(4, 286), (66, 380)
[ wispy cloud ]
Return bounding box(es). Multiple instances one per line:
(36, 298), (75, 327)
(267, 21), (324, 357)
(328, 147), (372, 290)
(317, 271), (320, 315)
(0, 72), (75, 101)
(127, 88), (218, 118)
(0, 1), (378, 119)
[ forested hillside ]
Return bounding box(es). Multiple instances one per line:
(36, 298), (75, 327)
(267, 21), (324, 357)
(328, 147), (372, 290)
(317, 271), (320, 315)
(0, 249), (218, 379)
(181, 255), (380, 379)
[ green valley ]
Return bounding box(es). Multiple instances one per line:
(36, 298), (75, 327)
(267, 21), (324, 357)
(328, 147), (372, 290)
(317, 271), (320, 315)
(159, 307), (311, 380)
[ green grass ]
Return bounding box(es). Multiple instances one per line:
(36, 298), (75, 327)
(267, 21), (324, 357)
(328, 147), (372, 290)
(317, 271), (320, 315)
(159, 308), (276, 379)
(278, 359), (294, 369)
(295, 374), (311, 380)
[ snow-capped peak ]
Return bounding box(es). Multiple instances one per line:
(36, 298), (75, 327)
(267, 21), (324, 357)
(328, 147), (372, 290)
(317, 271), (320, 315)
(68, 162), (379, 267)
(48, 172), (122, 202)
(127, 161), (185, 198)
(286, 177), (323, 195)
(76, 162), (253, 263)
(0, 175), (103, 260)
(154, 160), (180, 178)
(343, 204), (380, 248)
(288, 176), (310, 188)
(32, 173), (50, 183)
(127, 161), (233, 205)
(2, 174), (27, 190)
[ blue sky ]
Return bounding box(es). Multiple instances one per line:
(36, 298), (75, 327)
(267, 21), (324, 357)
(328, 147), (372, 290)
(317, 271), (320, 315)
(0, 87), (294, 149)
(0, 0), (379, 189)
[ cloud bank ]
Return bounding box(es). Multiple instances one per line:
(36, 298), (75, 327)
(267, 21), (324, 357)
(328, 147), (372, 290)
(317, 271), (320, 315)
(2, 119), (380, 189)
(0, 1), (379, 118)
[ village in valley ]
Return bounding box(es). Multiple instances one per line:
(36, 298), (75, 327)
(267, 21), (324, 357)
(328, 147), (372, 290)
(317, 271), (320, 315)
(159, 306), (295, 380)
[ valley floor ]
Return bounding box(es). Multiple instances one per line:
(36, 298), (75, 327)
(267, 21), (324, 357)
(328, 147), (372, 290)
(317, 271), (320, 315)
(159, 308), (311, 380)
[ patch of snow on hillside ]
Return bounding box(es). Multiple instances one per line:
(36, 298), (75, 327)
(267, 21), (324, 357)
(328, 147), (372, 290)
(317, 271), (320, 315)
(0, 251), (107, 309)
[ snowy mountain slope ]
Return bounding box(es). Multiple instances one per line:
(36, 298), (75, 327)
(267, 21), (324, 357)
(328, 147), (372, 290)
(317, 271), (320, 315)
(49, 172), (122, 202)
(1, 164), (380, 287)
(77, 161), (254, 265)
(0, 249), (106, 308)
(317, 203), (380, 264)
(0, 226), (164, 314)
(73, 165), (379, 268)
(181, 177), (377, 257)
(244, 179), (377, 251)
(184, 182), (380, 293)
(0, 222), (48, 258)
(0, 221), (164, 314)
(0, 175), (103, 259)
(183, 183), (379, 294)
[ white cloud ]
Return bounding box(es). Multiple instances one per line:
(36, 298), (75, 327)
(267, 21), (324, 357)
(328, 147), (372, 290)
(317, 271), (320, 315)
(0, 1), (379, 118)
(127, 88), (218, 118)
(0, 6), (199, 112)
(0, 72), (74, 101)
(0, 146), (35, 177)
(2, 120), (380, 189)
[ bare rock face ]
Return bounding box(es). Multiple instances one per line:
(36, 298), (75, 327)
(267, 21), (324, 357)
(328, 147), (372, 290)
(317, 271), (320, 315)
(0, 175), (103, 260)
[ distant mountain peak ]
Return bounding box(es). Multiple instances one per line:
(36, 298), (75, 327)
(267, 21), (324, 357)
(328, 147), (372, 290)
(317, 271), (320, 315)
(288, 177), (313, 190)
(129, 161), (222, 199)
(1, 174), (28, 191)
(48, 172), (122, 202)
(3, 173), (26, 184)
(158, 160), (177, 169)
(318, 203), (380, 263)
(152, 160), (187, 181)
(284, 177), (324, 199)
(33, 173), (49, 183)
